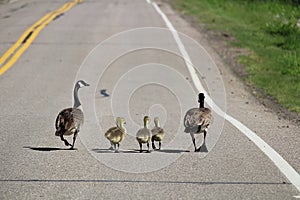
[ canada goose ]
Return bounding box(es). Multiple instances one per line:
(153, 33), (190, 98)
(151, 117), (164, 150)
(136, 116), (151, 153)
(184, 93), (212, 152)
(105, 117), (126, 152)
(55, 80), (89, 149)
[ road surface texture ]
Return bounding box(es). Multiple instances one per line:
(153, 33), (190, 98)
(0, 0), (299, 199)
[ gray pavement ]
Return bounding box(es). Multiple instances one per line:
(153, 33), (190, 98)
(0, 0), (299, 199)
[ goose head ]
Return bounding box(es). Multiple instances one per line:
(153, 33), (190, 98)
(116, 117), (121, 126)
(143, 116), (150, 128)
(116, 117), (126, 128)
(198, 93), (205, 102)
(73, 80), (89, 108)
(154, 117), (160, 127)
(76, 80), (90, 88)
(198, 93), (205, 108)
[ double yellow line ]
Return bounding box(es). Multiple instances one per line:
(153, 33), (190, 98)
(0, 0), (83, 76)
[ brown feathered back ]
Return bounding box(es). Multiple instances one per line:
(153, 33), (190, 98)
(55, 107), (84, 136)
(184, 107), (212, 133)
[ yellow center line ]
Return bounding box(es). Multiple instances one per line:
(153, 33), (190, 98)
(0, 12), (53, 66)
(0, 0), (82, 76)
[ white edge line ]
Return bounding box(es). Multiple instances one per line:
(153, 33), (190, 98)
(150, 0), (300, 194)
(146, 0), (151, 4)
(294, 196), (300, 199)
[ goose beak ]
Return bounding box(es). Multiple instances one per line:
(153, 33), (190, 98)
(85, 83), (90, 87)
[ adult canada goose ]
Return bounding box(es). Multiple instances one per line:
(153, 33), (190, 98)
(184, 93), (212, 152)
(55, 80), (89, 149)
(151, 117), (164, 150)
(105, 117), (126, 152)
(136, 116), (151, 153)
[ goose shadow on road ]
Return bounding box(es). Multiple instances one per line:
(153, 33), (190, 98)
(24, 146), (77, 151)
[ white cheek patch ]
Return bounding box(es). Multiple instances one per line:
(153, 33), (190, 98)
(78, 82), (84, 88)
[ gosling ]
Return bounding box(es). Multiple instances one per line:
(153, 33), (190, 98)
(151, 117), (165, 150)
(136, 116), (151, 153)
(105, 117), (126, 153)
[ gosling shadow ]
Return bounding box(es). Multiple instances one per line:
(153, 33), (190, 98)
(92, 148), (115, 153)
(129, 149), (152, 153)
(92, 149), (148, 154)
(155, 149), (190, 153)
(92, 148), (134, 153)
(91, 148), (190, 154)
(24, 146), (76, 151)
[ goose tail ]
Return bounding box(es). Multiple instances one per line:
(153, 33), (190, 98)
(55, 128), (62, 136)
(184, 127), (190, 133)
(55, 115), (61, 136)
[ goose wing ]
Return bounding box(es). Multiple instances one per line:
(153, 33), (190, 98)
(105, 127), (125, 144)
(198, 108), (212, 127)
(151, 127), (164, 135)
(105, 127), (121, 138)
(151, 127), (164, 141)
(184, 108), (212, 132)
(55, 108), (83, 133)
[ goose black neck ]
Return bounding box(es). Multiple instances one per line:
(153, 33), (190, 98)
(198, 93), (205, 108)
(73, 85), (81, 108)
(199, 100), (204, 108)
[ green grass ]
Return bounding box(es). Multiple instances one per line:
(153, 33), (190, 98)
(171, 0), (300, 113)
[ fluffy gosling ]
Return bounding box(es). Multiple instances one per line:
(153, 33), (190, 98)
(105, 117), (126, 153)
(151, 117), (164, 150)
(136, 116), (151, 153)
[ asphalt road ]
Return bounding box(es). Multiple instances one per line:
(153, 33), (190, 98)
(0, 0), (299, 199)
